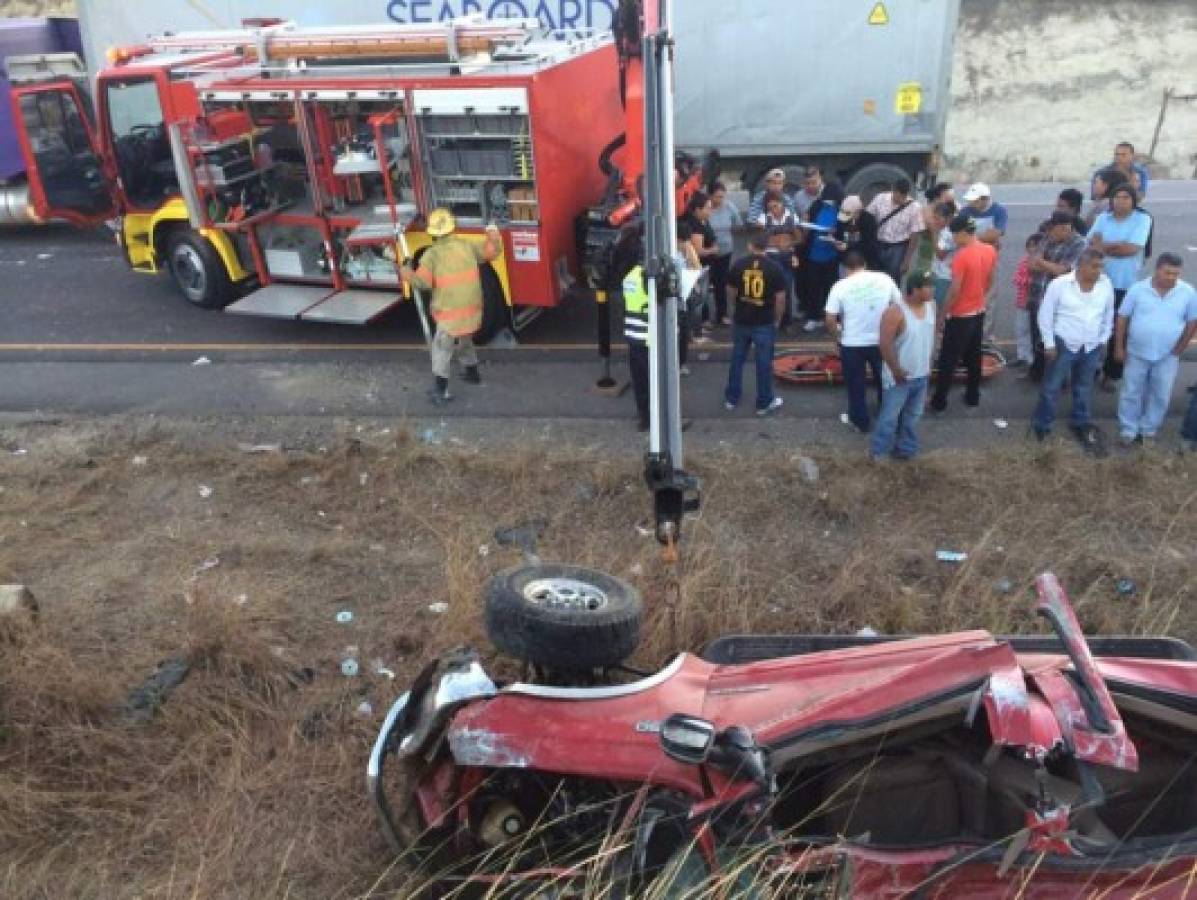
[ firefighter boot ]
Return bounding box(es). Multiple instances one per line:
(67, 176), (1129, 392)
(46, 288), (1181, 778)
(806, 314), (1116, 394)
(427, 377), (453, 406)
(463, 365), (482, 385)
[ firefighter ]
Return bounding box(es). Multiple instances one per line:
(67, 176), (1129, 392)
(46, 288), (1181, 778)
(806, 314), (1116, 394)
(401, 209), (503, 405)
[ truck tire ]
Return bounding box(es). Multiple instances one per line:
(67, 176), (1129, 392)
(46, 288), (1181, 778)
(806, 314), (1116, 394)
(166, 231), (233, 309)
(475, 262), (510, 345)
(484, 564), (642, 671)
(844, 163), (913, 204)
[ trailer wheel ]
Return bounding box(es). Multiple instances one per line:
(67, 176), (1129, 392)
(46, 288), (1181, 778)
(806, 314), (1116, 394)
(484, 564), (642, 671)
(844, 163), (913, 205)
(166, 231), (233, 309)
(475, 262), (510, 345)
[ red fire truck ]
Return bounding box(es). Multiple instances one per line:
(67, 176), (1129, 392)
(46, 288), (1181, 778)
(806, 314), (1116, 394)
(7, 17), (624, 339)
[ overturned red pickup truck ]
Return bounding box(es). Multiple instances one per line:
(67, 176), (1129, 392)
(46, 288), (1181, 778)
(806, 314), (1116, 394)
(368, 568), (1197, 897)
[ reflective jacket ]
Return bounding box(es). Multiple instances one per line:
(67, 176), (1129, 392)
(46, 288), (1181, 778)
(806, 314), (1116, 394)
(411, 237), (488, 337)
(623, 265), (649, 346)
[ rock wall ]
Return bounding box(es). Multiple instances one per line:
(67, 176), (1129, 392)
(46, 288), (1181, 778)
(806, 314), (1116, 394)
(945, 0), (1197, 182)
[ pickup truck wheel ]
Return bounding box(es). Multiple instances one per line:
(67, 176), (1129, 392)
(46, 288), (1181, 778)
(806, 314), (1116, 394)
(166, 231), (233, 309)
(844, 162), (913, 205)
(484, 564), (642, 671)
(475, 262), (510, 345)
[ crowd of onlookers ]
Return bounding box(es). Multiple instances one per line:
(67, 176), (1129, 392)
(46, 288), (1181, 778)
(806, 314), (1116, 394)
(624, 141), (1197, 459)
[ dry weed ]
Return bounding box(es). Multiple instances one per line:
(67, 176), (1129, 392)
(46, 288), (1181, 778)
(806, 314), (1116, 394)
(0, 427), (1195, 897)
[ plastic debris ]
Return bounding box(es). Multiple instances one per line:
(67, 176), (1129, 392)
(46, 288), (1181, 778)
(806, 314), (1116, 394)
(1116, 578), (1137, 597)
(192, 356), (212, 367)
(478, 544), (491, 557)
(428, 602), (449, 615)
(123, 657), (191, 724)
(193, 557), (220, 575)
(840, 413), (851, 426)
(198, 485), (214, 499)
(340, 658), (360, 677)
(238, 443), (282, 455)
(359, 472), (369, 487)
(10, 448), (28, 456)
(936, 550), (968, 563)
(855, 627), (879, 638)
(993, 419), (1009, 430)
(233, 594), (248, 606)
(994, 578), (1014, 595)
(372, 659), (396, 680)
(369, 543), (385, 553)
(299, 476), (318, 486)
(131, 455), (148, 466)
(335, 610), (354, 625)
(792, 455), (820, 484)
(36, 252), (53, 260)
(634, 523), (654, 538)
(494, 518), (549, 555)
(419, 427), (444, 446)
(356, 701), (374, 717)
(0, 584), (38, 622)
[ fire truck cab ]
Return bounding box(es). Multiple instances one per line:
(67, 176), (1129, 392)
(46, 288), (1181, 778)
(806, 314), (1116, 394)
(7, 18), (623, 337)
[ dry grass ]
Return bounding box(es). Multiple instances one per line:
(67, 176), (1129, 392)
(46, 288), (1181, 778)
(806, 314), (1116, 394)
(1, 421), (1195, 898)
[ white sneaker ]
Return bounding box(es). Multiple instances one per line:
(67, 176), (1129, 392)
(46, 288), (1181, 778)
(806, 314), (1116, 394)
(757, 397), (784, 416)
(724, 401), (736, 411)
(679, 365), (691, 377)
(802, 320), (822, 333)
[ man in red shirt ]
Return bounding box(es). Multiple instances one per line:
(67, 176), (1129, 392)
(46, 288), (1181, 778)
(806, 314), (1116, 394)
(930, 215), (998, 411)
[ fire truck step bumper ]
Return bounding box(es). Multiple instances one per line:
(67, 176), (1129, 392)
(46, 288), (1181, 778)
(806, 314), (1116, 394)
(225, 285), (336, 320)
(300, 289), (403, 325)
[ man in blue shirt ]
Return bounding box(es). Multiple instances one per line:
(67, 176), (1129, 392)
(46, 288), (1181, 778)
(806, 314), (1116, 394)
(1113, 253), (1197, 445)
(1088, 183), (1153, 387)
(1091, 142), (1150, 201)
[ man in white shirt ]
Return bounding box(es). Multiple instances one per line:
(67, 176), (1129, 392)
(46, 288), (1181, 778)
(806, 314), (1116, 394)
(825, 250), (902, 432)
(1031, 248), (1115, 450)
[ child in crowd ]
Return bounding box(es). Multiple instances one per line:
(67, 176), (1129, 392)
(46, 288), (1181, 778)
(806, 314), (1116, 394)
(1011, 233), (1042, 368)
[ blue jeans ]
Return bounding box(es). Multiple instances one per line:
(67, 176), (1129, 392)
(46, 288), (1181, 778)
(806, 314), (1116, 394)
(725, 323), (776, 411)
(1183, 384), (1197, 442)
(841, 344), (883, 431)
(1032, 339), (1103, 434)
(767, 252), (796, 323)
(1118, 353), (1180, 439)
(871, 376), (928, 459)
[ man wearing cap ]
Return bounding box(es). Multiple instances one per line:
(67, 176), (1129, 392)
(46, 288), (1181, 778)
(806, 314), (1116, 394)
(872, 269), (937, 461)
(1026, 211), (1088, 381)
(402, 209), (503, 405)
(930, 214), (997, 412)
(748, 168), (797, 224)
(960, 183), (1008, 343)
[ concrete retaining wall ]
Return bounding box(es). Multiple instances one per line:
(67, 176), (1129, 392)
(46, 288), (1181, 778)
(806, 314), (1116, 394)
(945, 0), (1197, 182)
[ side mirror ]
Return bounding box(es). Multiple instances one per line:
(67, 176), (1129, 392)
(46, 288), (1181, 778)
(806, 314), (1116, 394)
(660, 713), (716, 765)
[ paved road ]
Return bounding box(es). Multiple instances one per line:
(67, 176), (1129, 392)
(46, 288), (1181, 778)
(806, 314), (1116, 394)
(0, 181), (1194, 434)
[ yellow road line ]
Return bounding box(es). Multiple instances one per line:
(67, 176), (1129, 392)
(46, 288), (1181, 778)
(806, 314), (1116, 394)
(0, 339), (1015, 354)
(0, 341), (834, 353)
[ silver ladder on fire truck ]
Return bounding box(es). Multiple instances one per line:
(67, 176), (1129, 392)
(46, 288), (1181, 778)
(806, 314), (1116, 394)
(638, 0), (699, 552)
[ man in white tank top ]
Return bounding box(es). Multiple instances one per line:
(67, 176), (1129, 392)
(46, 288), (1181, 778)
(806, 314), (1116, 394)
(871, 270), (937, 461)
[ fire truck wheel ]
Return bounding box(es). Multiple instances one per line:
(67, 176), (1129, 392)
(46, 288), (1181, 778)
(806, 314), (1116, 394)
(475, 263), (510, 345)
(484, 564), (642, 672)
(166, 231), (233, 309)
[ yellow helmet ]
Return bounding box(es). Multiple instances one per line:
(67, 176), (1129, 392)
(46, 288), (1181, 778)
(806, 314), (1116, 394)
(426, 207), (456, 238)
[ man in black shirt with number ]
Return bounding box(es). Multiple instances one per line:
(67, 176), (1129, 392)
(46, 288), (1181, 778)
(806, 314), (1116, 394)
(724, 232), (788, 416)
